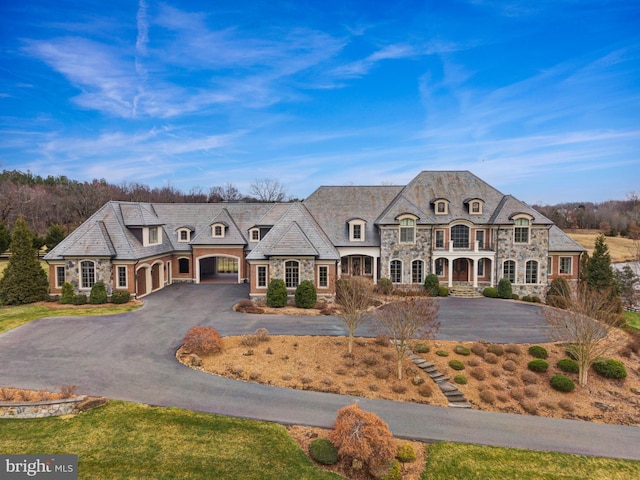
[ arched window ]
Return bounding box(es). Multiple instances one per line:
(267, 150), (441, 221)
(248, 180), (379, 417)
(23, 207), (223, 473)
(80, 260), (96, 289)
(285, 260), (299, 288)
(503, 260), (515, 283)
(390, 260), (402, 283)
(179, 258), (190, 274)
(451, 225), (469, 249)
(412, 260), (424, 284)
(526, 260), (538, 284)
(399, 218), (415, 243)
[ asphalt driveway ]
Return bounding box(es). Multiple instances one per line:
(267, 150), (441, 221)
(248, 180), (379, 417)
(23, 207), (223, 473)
(1, 284), (638, 461)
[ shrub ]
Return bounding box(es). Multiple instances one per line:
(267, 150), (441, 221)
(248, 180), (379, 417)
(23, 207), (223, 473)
(375, 334), (390, 346)
(528, 345), (548, 359)
(490, 367), (502, 377)
(522, 295), (533, 302)
(72, 294), (86, 305)
(547, 277), (571, 299)
(520, 399), (538, 414)
(454, 374), (467, 385)
(592, 358), (627, 379)
(497, 278), (513, 299)
(182, 326), (223, 356)
(254, 328), (270, 342)
(377, 277), (393, 295)
(438, 286), (449, 297)
(241, 334), (259, 347)
(368, 382), (379, 392)
(454, 345), (470, 356)
(510, 388), (524, 401)
(470, 367), (488, 381)
(512, 294), (519, 300)
(479, 389), (496, 404)
(381, 459), (402, 480)
(396, 443), (417, 463)
(546, 295), (570, 309)
(330, 404), (396, 475)
(423, 273), (440, 296)
(362, 354), (378, 367)
(418, 383), (433, 397)
(486, 344), (505, 356)
(502, 359), (517, 372)
(89, 281), (108, 304)
(266, 278), (287, 307)
(467, 357), (481, 367)
(504, 344), (521, 355)
(449, 359), (465, 370)
(391, 382), (407, 394)
(557, 358), (579, 373)
(413, 342), (430, 353)
(436, 349), (449, 357)
(558, 399), (575, 411)
(521, 370), (538, 385)
(484, 353), (499, 364)
(483, 287), (498, 298)
(110, 290), (131, 304)
(470, 342), (486, 357)
(60, 282), (74, 304)
(527, 359), (549, 373)
(532, 296), (542, 303)
(550, 374), (575, 392)
(294, 280), (317, 308)
(524, 385), (539, 398)
(309, 438), (338, 465)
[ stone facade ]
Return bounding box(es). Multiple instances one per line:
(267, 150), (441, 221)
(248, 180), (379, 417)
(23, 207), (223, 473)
(0, 397), (87, 419)
(65, 258), (113, 294)
(380, 227), (432, 283)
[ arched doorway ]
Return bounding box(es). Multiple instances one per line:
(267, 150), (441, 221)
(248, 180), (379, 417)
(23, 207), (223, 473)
(453, 258), (469, 282)
(198, 255), (240, 283)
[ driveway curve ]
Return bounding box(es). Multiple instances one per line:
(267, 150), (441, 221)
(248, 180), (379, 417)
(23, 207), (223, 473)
(1, 284), (638, 461)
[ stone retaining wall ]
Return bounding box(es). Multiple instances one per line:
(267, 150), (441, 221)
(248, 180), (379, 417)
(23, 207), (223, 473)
(0, 396), (88, 419)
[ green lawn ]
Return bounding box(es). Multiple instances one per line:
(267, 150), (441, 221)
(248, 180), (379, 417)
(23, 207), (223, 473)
(623, 311), (640, 332)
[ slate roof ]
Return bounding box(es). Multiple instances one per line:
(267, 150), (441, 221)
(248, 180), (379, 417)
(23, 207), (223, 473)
(548, 225), (587, 252)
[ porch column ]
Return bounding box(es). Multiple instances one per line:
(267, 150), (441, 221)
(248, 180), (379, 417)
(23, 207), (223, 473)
(490, 258), (495, 287)
(447, 258), (453, 288)
(373, 256), (378, 284)
(472, 258), (478, 288)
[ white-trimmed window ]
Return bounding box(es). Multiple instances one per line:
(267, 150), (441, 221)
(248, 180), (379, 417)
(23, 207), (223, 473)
(285, 260), (299, 288)
(477, 259), (485, 277)
(559, 257), (572, 275)
(143, 226), (162, 246)
(318, 266), (328, 288)
(475, 230), (485, 249)
(412, 260), (424, 284)
(470, 200), (482, 214)
(390, 260), (402, 283)
(503, 260), (516, 283)
(547, 257), (553, 275)
(514, 218), (530, 243)
(435, 200), (448, 215)
(177, 228), (191, 242)
(526, 260), (538, 284)
(399, 218), (415, 244)
(80, 260), (96, 289)
(116, 265), (128, 289)
(435, 258), (445, 276)
(212, 223), (225, 238)
(149, 226), (159, 244)
(435, 230), (445, 249)
(451, 224), (470, 249)
(257, 265), (267, 288)
(348, 219), (366, 242)
(55, 266), (65, 289)
(250, 228), (260, 242)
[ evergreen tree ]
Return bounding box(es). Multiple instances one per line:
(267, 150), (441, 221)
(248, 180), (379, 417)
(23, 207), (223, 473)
(0, 221), (10, 254)
(44, 224), (65, 251)
(0, 217), (49, 305)
(584, 234), (615, 291)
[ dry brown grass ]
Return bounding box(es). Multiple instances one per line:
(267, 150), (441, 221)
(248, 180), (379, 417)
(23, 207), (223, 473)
(565, 229), (638, 263)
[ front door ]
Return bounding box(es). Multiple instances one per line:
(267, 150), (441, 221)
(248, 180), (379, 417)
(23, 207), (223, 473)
(453, 259), (468, 282)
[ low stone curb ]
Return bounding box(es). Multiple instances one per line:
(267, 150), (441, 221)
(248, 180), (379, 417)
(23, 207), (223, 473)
(407, 351), (472, 408)
(0, 396), (107, 419)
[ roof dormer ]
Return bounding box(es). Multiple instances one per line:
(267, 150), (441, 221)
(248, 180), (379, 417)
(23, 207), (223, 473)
(347, 218), (366, 242)
(211, 222), (227, 238)
(176, 225), (195, 242)
(431, 198), (449, 215)
(464, 198), (484, 215)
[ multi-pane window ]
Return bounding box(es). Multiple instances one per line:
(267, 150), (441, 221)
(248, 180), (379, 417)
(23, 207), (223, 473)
(435, 230), (445, 249)
(514, 218), (530, 243)
(213, 225), (224, 237)
(503, 260), (516, 283)
(341, 257), (349, 275)
(257, 266), (267, 288)
(251, 229), (260, 242)
(435, 258), (445, 276)
(285, 261), (299, 288)
(399, 218), (415, 243)
(475, 230), (485, 249)
(547, 257), (553, 275)
(179, 258), (190, 274)
(451, 225), (469, 249)
(477, 259), (484, 277)
(559, 257), (572, 275)
(471, 201), (481, 214)
(526, 260), (538, 284)
(390, 260), (402, 283)
(56, 266), (65, 288)
(81, 261), (95, 289)
(412, 260), (424, 284)
(149, 226), (159, 244)
(117, 266), (127, 288)
(363, 257), (372, 275)
(353, 224), (362, 240)
(318, 266), (328, 288)
(435, 201), (447, 214)
(179, 230), (189, 242)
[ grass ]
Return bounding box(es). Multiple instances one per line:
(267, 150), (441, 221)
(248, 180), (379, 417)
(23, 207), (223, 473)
(422, 442), (640, 480)
(565, 230), (638, 263)
(623, 311), (640, 332)
(0, 303), (140, 334)
(0, 401), (342, 480)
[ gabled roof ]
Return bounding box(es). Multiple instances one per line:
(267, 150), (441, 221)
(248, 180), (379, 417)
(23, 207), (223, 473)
(375, 195), (433, 225)
(490, 195), (553, 225)
(190, 208), (246, 245)
(120, 203), (163, 226)
(549, 225), (587, 252)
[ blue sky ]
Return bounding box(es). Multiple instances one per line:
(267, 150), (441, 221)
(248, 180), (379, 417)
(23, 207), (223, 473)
(1, 0), (639, 204)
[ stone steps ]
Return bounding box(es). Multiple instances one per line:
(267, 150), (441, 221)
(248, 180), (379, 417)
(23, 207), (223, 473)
(449, 285), (483, 298)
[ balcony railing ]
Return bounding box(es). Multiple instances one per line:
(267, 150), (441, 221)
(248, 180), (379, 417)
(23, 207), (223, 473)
(434, 240), (495, 253)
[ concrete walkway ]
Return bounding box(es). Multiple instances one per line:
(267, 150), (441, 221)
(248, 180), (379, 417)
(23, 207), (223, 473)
(0, 284), (638, 461)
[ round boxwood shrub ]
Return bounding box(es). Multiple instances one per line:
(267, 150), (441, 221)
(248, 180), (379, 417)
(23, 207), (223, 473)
(497, 278), (513, 299)
(438, 286), (449, 297)
(557, 358), (579, 374)
(527, 359), (549, 373)
(309, 438), (338, 465)
(435, 349), (449, 357)
(423, 273), (440, 296)
(550, 374), (575, 392)
(266, 278), (287, 308)
(449, 359), (465, 370)
(528, 345), (548, 359)
(413, 342), (430, 354)
(453, 374), (467, 385)
(111, 290), (131, 304)
(592, 358), (627, 379)
(89, 281), (108, 304)
(71, 294), (87, 305)
(294, 280), (317, 309)
(60, 282), (74, 305)
(377, 277), (393, 295)
(396, 443), (417, 463)
(381, 459), (402, 480)
(453, 345), (470, 356)
(483, 287), (498, 298)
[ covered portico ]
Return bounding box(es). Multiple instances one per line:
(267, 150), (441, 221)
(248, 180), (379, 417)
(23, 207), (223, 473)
(432, 243), (495, 288)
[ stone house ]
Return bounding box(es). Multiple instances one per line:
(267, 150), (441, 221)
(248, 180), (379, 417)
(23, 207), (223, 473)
(44, 171), (585, 300)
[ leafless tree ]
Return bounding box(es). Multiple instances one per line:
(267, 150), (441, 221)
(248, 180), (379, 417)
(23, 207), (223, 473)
(335, 277), (373, 353)
(209, 183), (242, 202)
(373, 297), (440, 380)
(543, 285), (622, 386)
(249, 178), (286, 202)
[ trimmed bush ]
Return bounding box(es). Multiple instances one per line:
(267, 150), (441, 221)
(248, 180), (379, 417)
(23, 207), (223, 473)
(60, 282), (74, 304)
(454, 344), (470, 356)
(557, 358), (579, 373)
(527, 359), (549, 373)
(182, 326), (224, 356)
(470, 342), (486, 357)
(479, 389), (496, 404)
(396, 443), (417, 463)
(502, 359), (517, 372)
(449, 359), (465, 370)
(377, 277), (393, 295)
(483, 287), (498, 298)
(484, 353), (499, 364)
(528, 345), (548, 359)
(546, 294), (570, 309)
(266, 278), (287, 307)
(418, 383), (433, 397)
(381, 459), (402, 480)
(550, 374), (575, 392)
(89, 281), (107, 304)
(497, 278), (513, 299)
(522, 295), (533, 302)
(470, 367), (488, 381)
(294, 280), (317, 309)
(413, 342), (430, 353)
(71, 294), (87, 305)
(110, 290), (131, 304)
(438, 285), (449, 297)
(486, 344), (505, 356)
(423, 273), (440, 296)
(592, 358), (627, 379)
(453, 374), (467, 385)
(521, 371), (538, 385)
(309, 438), (338, 465)
(435, 349), (449, 357)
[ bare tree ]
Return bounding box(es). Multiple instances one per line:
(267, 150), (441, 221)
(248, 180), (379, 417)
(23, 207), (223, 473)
(335, 277), (373, 353)
(209, 183), (241, 202)
(373, 297), (440, 380)
(249, 178), (286, 202)
(544, 285), (622, 386)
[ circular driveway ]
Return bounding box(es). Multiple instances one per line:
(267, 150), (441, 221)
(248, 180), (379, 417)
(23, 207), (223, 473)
(0, 283), (638, 461)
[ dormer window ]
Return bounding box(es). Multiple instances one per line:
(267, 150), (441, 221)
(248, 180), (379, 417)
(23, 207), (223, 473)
(511, 214), (533, 244)
(212, 223), (226, 238)
(177, 228), (192, 243)
(348, 219), (366, 242)
(143, 226), (162, 246)
(249, 228), (260, 242)
(470, 200), (482, 214)
(398, 215), (416, 244)
(434, 199), (449, 215)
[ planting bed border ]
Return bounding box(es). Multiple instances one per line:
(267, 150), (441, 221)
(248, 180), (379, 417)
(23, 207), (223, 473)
(0, 396), (105, 419)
